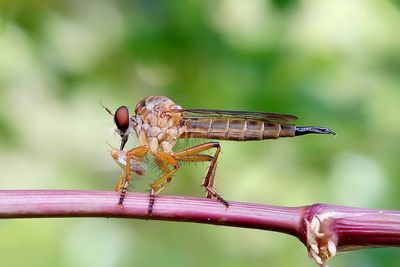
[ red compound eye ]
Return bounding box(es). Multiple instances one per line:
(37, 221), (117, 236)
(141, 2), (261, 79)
(114, 106), (130, 132)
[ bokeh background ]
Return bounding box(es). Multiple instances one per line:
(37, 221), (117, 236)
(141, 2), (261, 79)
(1, 0), (400, 266)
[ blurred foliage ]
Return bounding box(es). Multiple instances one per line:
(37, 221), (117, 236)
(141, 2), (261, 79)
(1, 0), (400, 266)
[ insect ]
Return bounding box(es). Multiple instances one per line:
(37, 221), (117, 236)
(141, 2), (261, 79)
(104, 96), (335, 213)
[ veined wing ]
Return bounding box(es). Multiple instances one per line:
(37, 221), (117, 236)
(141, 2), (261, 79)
(169, 108), (297, 125)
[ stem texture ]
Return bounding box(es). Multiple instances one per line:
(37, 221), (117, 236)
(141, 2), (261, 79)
(1, 190), (399, 267)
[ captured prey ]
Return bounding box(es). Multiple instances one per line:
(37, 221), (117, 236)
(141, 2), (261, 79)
(105, 96), (335, 212)
(109, 147), (146, 204)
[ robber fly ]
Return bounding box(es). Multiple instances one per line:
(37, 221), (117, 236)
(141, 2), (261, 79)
(104, 96), (335, 213)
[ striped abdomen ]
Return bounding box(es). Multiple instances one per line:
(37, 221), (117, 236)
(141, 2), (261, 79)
(181, 118), (295, 141)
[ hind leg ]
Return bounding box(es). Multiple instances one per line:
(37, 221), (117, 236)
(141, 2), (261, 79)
(173, 142), (228, 207)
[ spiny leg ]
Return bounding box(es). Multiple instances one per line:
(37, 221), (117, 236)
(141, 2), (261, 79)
(118, 145), (148, 207)
(148, 151), (180, 214)
(174, 142), (228, 207)
(154, 158), (172, 194)
(154, 154), (213, 194)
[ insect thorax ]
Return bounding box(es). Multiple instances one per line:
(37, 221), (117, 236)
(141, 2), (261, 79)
(134, 96), (185, 152)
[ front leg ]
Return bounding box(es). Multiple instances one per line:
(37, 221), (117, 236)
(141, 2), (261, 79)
(118, 145), (148, 207)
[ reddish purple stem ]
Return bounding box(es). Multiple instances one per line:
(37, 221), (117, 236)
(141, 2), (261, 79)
(0, 190), (399, 266)
(0, 190), (300, 234)
(303, 204), (400, 250)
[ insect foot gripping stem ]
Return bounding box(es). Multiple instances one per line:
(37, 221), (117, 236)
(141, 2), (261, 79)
(306, 213), (338, 267)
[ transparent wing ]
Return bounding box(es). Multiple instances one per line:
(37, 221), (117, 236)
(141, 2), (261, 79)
(169, 108), (297, 124)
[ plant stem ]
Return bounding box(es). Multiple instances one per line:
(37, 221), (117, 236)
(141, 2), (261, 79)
(0, 190), (300, 234)
(1, 190), (399, 267)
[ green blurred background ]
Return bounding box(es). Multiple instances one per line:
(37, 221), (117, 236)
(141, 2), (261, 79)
(1, 0), (400, 266)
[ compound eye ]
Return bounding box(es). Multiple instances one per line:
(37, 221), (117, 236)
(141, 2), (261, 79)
(114, 106), (130, 132)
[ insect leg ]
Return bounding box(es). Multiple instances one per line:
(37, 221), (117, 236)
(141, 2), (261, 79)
(118, 145), (148, 207)
(173, 142), (229, 207)
(154, 158), (172, 194)
(148, 152), (180, 214)
(115, 174), (124, 191)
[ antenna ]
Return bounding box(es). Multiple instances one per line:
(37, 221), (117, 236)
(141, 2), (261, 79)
(100, 100), (113, 116)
